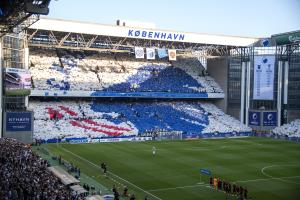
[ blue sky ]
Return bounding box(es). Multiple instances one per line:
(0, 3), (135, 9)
(48, 0), (300, 37)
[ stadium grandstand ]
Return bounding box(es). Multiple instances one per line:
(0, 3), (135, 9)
(0, 3), (300, 199)
(20, 17), (260, 142)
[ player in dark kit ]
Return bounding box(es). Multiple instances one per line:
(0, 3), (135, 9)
(112, 185), (117, 193)
(123, 186), (128, 197)
(218, 178), (222, 190)
(227, 182), (231, 194)
(114, 190), (120, 200)
(103, 164), (107, 174)
(236, 185), (240, 195)
(130, 194), (136, 200)
(233, 184), (237, 195)
(244, 187), (248, 199)
(222, 180), (226, 192)
(239, 186), (244, 197)
(101, 162), (107, 176)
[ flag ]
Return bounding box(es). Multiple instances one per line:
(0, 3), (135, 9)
(146, 48), (155, 60)
(157, 48), (168, 58)
(135, 47), (144, 59)
(168, 49), (177, 61)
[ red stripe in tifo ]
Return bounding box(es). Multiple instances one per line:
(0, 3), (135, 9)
(69, 120), (124, 137)
(59, 106), (78, 116)
(83, 119), (132, 131)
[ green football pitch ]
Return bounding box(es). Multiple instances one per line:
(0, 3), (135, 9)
(45, 137), (300, 200)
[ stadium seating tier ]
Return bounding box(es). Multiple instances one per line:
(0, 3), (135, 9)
(29, 49), (223, 95)
(29, 101), (251, 141)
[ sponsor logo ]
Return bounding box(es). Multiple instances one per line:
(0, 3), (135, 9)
(263, 112), (277, 126)
(91, 139), (100, 143)
(69, 139), (88, 144)
(262, 58), (268, 64)
(6, 112), (32, 132)
(288, 35), (300, 43)
(257, 65), (261, 70)
(128, 30), (185, 41)
(261, 39), (270, 47)
(268, 113), (273, 120)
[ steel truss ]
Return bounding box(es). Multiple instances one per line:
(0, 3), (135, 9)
(1, 13), (39, 37)
(0, 0), (52, 37)
(26, 29), (235, 56)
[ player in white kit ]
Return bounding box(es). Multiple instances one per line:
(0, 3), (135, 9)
(152, 146), (156, 156)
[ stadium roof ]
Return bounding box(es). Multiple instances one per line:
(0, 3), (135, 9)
(29, 18), (259, 47)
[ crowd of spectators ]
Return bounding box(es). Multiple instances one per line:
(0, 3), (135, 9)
(0, 138), (83, 200)
(201, 103), (251, 133)
(29, 100), (251, 141)
(29, 48), (223, 94)
(272, 119), (300, 138)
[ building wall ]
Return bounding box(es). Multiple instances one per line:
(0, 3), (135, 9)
(287, 110), (300, 122)
(227, 108), (240, 120)
(207, 57), (228, 113)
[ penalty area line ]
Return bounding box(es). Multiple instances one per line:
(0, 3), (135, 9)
(261, 164), (300, 185)
(148, 184), (208, 192)
(60, 147), (162, 200)
(234, 175), (300, 184)
(149, 175), (300, 193)
(148, 183), (231, 195)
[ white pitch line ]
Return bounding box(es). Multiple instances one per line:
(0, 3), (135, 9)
(149, 175), (300, 192)
(149, 183), (232, 196)
(148, 184), (205, 192)
(143, 149), (161, 151)
(234, 175), (300, 183)
(261, 164), (300, 185)
(60, 147), (162, 200)
(183, 146), (227, 151)
(233, 139), (263, 145)
(148, 183), (224, 193)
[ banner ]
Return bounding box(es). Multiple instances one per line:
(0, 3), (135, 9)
(168, 49), (177, 61)
(135, 47), (144, 59)
(157, 48), (168, 58)
(67, 137), (152, 144)
(146, 48), (155, 60)
(6, 112), (33, 132)
(5, 68), (31, 96)
(253, 55), (275, 100)
(263, 111), (277, 126)
(249, 111), (261, 126)
(68, 138), (89, 144)
(200, 169), (211, 176)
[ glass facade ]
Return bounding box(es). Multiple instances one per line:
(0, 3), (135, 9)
(288, 45), (300, 110)
(1, 34), (26, 110)
(228, 44), (300, 123)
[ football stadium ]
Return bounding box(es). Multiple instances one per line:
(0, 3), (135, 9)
(0, 1), (300, 200)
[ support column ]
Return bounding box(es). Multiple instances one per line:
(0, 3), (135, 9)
(283, 61), (289, 104)
(0, 40), (2, 137)
(245, 61), (251, 126)
(24, 47), (29, 107)
(240, 62), (246, 123)
(283, 61), (289, 124)
(277, 61), (283, 127)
